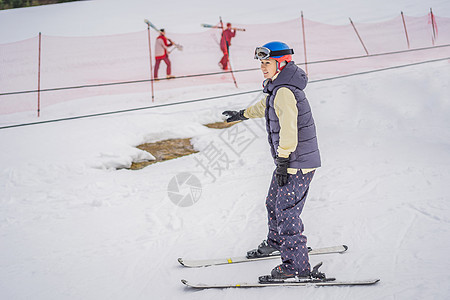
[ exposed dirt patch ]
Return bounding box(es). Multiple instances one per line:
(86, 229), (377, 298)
(130, 122), (238, 170)
(203, 121), (240, 129)
(130, 138), (198, 170)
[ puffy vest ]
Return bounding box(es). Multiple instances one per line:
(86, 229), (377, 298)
(263, 61), (321, 169)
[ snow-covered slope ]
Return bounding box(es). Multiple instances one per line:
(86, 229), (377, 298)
(1, 1), (450, 299)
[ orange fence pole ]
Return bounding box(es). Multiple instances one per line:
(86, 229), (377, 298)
(146, 24), (155, 102)
(401, 12), (410, 49)
(219, 16), (238, 88)
(349, 17), (369, 55)
(301, 11), (308, 75)
(37, 32), (41, 117)
(430, 8), (436, 45)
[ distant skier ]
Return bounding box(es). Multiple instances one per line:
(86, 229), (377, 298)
(154, 29), (175, 80)
(222, 41), (322, 281)
(218, 22), (236, 70)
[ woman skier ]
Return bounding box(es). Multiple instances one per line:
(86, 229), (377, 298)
(222, 41), (322, 282)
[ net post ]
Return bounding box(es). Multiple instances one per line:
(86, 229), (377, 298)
(401, 12), (410, 49)
(349, 17), (369, 55)
(301, 11), (308, 75)
(219, 16), (238, 88)
(430, 8), (436, 46)
(37, 32), (41, 117)
(146, 24), (155, 102)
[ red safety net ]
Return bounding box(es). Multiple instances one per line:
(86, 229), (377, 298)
(1, 13), (449, 115)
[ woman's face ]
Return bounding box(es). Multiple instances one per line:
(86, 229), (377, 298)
(260, 59), (277, 79)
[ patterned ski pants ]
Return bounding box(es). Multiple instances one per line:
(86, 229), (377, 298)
(266, 170), (315, 275)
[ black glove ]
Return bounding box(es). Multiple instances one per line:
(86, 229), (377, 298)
(275, 156), (290, 187)
(222, 110), (249, 123)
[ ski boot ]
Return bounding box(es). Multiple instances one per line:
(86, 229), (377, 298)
(259, 262), (332, 283)
(246, 240), (280, 259)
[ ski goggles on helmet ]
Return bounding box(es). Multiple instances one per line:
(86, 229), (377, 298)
(254, 47), (294, 60)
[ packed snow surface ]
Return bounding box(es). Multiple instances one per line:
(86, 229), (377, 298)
(1, 1), (450, 299)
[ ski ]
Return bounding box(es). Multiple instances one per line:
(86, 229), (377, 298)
(178, 244), (348, 268)
(201, 23), (246, 31)
(144, 19), (183, 51)
(144, 19), (162, 33)
(181, 278), (380, 289)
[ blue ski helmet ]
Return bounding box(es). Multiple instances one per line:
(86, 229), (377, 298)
(254, 41), (294, 63)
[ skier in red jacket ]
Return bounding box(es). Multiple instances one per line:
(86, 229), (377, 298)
(154, 29), (175, 79)
(219, 23), (236, 70)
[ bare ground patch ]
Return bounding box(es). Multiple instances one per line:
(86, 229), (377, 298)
(130, 121), (237, 170)
(203, 121), (240, 129)
(130, 138), (198, 170)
